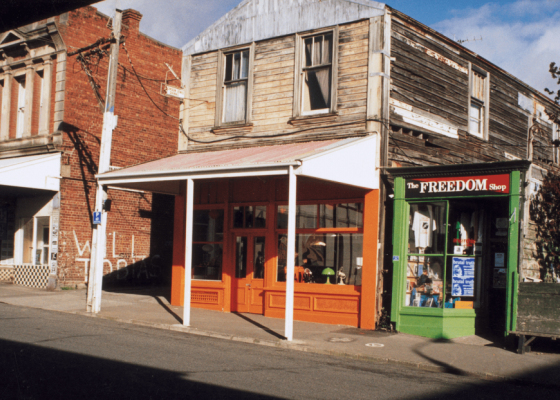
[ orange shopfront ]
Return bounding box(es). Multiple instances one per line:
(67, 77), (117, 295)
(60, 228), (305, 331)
(96, 137), (380, 337)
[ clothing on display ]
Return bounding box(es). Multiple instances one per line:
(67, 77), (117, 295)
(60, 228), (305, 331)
(412, 205), (437, 249)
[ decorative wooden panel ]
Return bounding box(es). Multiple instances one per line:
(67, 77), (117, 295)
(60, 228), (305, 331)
(314, 296), (359, 314)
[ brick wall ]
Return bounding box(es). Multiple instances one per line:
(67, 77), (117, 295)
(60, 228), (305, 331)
(55, 6), (181, 286)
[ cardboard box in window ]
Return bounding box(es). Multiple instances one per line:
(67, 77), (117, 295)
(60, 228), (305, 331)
(455, 301), (474, 309)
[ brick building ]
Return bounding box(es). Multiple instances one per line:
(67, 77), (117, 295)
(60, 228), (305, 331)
(0, 6), (181, 289)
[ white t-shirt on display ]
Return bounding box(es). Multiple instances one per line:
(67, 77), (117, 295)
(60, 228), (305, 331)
(412, 206), (437, 249)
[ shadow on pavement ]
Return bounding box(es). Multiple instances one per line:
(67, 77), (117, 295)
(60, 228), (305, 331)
(0, 338), (282, 400)
(233, 312), (286, 340)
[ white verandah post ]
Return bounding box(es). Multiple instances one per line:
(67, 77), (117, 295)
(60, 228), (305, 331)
(183, 178), (194, 326)
(285, 166), (297, 341)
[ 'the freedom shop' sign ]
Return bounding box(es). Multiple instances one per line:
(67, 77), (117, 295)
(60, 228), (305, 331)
(405, 174), (510, 198)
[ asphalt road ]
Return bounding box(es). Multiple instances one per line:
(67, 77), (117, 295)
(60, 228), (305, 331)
(0, 303), (554, 400)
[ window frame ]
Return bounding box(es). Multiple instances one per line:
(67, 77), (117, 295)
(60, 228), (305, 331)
(467, 63), (490, 140)
(215, 43), (255, 127)
(293, 27), (339, 118)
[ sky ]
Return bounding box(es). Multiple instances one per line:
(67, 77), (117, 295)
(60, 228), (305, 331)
(93, 0), (560, 97)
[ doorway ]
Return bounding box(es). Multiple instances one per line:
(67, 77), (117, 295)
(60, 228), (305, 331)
(232, 234), (266, 313)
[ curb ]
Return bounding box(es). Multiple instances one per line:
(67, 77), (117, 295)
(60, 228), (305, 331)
(0, 300), (555, 388)
(71, 309), (537, 387)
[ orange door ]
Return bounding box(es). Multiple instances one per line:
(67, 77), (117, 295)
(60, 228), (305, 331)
(232, 235), (266, 314)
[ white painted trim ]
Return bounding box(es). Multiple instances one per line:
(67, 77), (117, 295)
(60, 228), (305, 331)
(285, 166), (296, 342)
(183, 178), (194, 327)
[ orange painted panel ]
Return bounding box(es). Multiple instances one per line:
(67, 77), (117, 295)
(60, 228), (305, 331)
(314, 297), (359, 314)
(191, 290), (220, 305)
(455, 301), (474, 309)
(360, 189), (380, 329)
(171, 192), (186, 306)
(265, 308), (359, 327)
(269, 293), (312, 311)
(251, 288), (264, 306)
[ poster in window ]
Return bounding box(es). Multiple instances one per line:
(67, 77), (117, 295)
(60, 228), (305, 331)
(451, 257), (475, 297)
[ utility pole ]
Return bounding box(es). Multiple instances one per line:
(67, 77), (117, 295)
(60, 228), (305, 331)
(87, 9), (122, 313)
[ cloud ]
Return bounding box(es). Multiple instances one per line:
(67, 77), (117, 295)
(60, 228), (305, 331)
(92, 0), (240, 48)
(432, 0), (560, 97)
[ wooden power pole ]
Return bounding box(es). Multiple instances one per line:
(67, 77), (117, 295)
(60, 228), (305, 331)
(87, 9), (122, 313)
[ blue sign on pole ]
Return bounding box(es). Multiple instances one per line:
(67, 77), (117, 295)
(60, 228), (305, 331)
(93, 211), (102, 225)
(451, 257), (475, 297)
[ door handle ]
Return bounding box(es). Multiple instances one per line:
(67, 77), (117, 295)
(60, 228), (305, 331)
(246, 284), (251, 287)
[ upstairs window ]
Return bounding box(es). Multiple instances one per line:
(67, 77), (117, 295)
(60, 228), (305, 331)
(468, 66), (489, 139)
(294, 29), (338, 117)
(303, 33), (332, 113)
(216, 46), (254, 127)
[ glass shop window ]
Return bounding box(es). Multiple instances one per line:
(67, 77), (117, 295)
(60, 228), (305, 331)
(277, 203), (363, 229)
(233, 205), (267, 229)
(277, 233), (363, 285)
(405, 200), (498, 309)
(406, 202), (446, 308)
(192, 209), (224, 280)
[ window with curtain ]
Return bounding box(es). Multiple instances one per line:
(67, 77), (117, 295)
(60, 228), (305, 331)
(469, 69), (487, 138)
(302, 33), (333, 114)
(222, 50), (249, 123)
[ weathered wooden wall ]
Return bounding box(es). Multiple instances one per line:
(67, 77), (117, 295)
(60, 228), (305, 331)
(186, 20), (370, 152)
(388, 12), (559, 170)
(388, 10), (560, 283)
(517, 283), (560, 335)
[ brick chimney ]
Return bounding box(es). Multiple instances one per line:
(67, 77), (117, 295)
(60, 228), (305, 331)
(122, 9), (142, 31)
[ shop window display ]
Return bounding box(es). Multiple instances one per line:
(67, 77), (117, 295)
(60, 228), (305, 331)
(405, 200), (508, 309)
(192, 209), (224, 280)
(277, 233), (363, 285)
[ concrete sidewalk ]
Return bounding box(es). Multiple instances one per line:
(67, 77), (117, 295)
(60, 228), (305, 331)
(2, 282), (560, 387)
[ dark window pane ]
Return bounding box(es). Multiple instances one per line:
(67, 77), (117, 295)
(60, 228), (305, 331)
(225, 54), (233, 82)
(193, 210), (224, 242)
(253, 236), (266, 279)
(192, 243), (223, 280)
(235, 236), (247, 278)
(233, 206), (244, 228)
(303, 67), (330, 111)
(245, 206), (254, 228)
(304, 38), (313, 67)
(254, 205), (267, 228)
(277, 205), (289, 229)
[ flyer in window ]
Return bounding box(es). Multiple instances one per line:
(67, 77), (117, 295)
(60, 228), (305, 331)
(451, 257), (475, 297)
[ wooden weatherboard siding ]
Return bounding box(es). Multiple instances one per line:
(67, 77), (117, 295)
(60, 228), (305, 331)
(387, 11), (559, 171)
(516, 283), (560, 336)
(184, 20), (371, 153)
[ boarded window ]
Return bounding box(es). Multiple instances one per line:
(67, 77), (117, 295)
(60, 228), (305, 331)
(471, 71), (485, 101)
(222, 50), (249, 123)
(302, 33), (333, 113)
(469, 69), (487, 138)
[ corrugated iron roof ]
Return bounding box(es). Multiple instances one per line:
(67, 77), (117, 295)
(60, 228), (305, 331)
(101, 138), (361, 177)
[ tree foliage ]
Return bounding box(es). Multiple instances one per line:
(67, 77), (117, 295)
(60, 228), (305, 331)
(530, 173), (560, 282)
(545, 62), (560, 125)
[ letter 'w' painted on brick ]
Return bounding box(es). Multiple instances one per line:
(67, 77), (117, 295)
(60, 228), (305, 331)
(73, 230), (91, 256)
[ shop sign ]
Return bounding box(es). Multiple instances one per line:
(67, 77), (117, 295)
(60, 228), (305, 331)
(451, 257), (475, 297)
(405, 174), (509, 198)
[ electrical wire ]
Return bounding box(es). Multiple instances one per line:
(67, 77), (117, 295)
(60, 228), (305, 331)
(179, 122), (366, 144)
(122, 41), (180, 121)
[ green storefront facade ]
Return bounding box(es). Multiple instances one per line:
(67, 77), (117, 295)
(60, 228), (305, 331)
(387, 161), (531, 339)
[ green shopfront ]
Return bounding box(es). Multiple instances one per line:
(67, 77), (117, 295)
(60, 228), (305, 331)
(387, 161), (530, 339)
